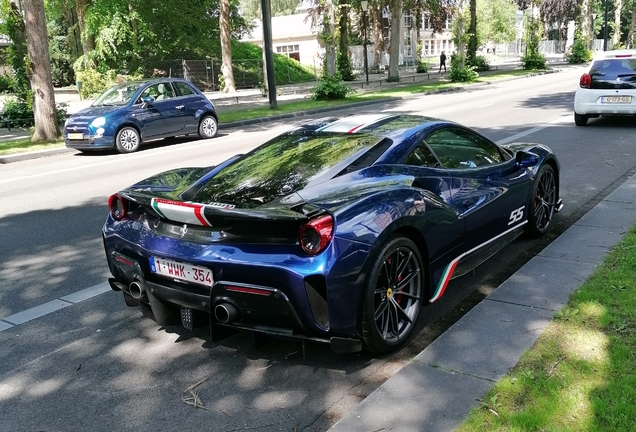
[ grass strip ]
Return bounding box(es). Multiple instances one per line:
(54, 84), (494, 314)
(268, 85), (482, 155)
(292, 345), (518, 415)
(0, 138), (65, 156)
(457, 227), (636, 432)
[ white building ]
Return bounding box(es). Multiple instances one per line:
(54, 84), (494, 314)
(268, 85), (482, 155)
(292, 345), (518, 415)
(241, 10), (454, 69)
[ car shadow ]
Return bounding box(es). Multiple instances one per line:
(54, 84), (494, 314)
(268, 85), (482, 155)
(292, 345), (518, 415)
(71, 133), (230, 156)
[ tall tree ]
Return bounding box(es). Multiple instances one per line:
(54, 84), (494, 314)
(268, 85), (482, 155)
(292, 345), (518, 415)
(612, 0), (622, 47)
(1, 0), (30, 96)
(220, 0), (236, 92)
(467, 0), (477, 61)
(477, 0), (517, 45)
(628, 4), (636, 48)
(75, 0), (95, 55)
(23, 0), (60, 140)
(387, 0), (402, 81)
(371, 1), (385, 71)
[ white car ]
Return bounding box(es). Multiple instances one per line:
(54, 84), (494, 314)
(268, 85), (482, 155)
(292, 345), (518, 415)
(573, 49), (636, 126)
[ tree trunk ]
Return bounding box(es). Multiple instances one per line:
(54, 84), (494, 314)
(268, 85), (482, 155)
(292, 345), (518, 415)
(628, 5), (636, 49)
(75, 0), (95, 55)
(8, 0), (29, 93)
(415, 5), (422, 60)
(456, 0), (467, 69)
(612, 0), (623, 47)
(324, 0), (337, 77)
(23, 0), (60, 141)
(387, 0), (402, 81)
(372, 4), (384, 70)
(220, 0), (236, 92)
(467, 0), (477, 61)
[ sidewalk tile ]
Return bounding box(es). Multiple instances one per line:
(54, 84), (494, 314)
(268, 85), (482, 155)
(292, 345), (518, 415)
(574, 200), (636, 230)
(414, 300), (553, 381)
(538, 224), (624, 264)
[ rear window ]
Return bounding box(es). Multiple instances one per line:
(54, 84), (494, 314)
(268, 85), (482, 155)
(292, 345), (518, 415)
(194, 133), (378, 208)
(590, 58), (636, 89)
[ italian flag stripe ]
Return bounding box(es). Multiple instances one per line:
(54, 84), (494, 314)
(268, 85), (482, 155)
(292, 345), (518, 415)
(150, 198), (211, 226)
(430, 258), (460, 303)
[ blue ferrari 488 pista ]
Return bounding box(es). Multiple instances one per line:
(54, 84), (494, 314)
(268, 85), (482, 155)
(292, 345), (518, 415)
(103, 114), (563, 354)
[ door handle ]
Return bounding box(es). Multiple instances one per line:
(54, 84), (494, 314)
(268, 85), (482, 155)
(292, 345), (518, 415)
(175, 105), (184, 109)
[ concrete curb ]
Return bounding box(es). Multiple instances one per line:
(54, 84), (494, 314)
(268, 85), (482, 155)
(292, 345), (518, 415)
(0, 146), (75, 164)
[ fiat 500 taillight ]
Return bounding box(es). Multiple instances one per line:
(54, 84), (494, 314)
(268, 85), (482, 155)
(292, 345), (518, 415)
(299, 214), (334, 254)
(108, 194), (128, 220)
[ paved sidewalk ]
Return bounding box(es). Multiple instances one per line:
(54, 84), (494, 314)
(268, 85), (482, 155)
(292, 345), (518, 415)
(327, 174), (636, 432)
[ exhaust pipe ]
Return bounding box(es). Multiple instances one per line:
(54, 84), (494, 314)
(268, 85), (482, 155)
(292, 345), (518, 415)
(129, 280), (147, 300)
(214, 303), (239, 324)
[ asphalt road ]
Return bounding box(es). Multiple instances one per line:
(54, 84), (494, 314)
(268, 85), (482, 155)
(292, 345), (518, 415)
(1, 66), (636, 432)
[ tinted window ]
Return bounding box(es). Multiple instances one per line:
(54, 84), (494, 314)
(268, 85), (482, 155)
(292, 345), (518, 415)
(175, 82), (195, 96)
(193, 133), (378, 208)
(425, 128), (503, 169)
(590, 58), (636, 89)
(404, 143), (440, 167)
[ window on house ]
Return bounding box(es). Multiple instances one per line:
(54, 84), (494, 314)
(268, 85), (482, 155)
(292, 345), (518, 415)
(275, 45), (300, 62)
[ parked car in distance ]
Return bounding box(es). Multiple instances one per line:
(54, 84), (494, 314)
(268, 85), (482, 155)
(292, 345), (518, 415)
(103, 114), (563, 354)
(64, 78), (218, 153)
(574, 49), (636, 126)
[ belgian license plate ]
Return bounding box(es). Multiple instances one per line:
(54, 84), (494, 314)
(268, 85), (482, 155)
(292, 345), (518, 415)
(602, 96), (632, 103)
(149, 257), (213, 287)
(68, 132), (84, 140)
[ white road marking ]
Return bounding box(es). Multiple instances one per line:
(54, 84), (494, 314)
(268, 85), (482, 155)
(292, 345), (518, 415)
(477, 103), (493, 108)
(0, 115), (574, 332)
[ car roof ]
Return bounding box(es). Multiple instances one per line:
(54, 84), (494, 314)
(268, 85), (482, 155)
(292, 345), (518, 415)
(124, 77), (193, 86)
(593, 49), (636, 60)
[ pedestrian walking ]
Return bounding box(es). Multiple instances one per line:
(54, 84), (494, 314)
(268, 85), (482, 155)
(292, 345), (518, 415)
(439, 51), (447, 73)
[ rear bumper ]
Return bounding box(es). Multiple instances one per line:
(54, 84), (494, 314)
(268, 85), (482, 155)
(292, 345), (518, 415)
(103, 227), (367, 353)
(574, 89), (636, 115)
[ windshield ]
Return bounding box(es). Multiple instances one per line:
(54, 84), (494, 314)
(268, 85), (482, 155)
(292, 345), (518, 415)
(93, 82), (144, 107)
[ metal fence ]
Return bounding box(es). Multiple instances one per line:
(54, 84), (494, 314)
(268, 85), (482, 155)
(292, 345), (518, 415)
(147, 58), (318, 91)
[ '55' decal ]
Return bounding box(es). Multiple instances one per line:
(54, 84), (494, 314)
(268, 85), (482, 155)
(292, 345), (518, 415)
(508, 205), (525, 225)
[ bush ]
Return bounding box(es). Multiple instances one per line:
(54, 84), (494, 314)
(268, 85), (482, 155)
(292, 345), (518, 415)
(449, 56), (479, 82)
(75, 69), (143, 99)
(311, 74), (353, 101)
(416, 61), (429, 73)
(467, 55), (490, 72)
(0, 74), (16, 93)
(0, 96), (67, 128)
(567, 39), (593, 64)
(522, 53), (547, 70)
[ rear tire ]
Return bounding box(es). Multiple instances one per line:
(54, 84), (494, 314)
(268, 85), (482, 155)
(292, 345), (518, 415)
(359, 235), (424, 353)
(115, 127), (141, 153)
(574, 113), (588, 126)
(525, 164), (557, 238)
(198, 115), (218, 139)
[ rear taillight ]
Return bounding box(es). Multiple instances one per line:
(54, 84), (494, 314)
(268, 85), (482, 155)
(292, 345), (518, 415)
(108, 194), (128, 220)
(579, 73), (591, 89)
(299, 214), (334, 255)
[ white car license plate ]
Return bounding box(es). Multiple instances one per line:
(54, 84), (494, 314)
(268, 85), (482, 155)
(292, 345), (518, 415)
(149, 257), (213, 287)
(602, 96), (632, 103)
(68, 132), (84, 140)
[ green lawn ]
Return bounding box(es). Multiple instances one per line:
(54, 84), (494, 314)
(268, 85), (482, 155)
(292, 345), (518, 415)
(1, 67), (552, 155)
(457, 227), (636, 432)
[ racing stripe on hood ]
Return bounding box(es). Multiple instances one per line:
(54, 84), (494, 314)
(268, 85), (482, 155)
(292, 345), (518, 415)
(317, 114), (393, 133)
(151, 198), (211, 226)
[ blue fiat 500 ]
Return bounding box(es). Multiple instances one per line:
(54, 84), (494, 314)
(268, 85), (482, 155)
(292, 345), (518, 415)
(64, 78), (218, 153)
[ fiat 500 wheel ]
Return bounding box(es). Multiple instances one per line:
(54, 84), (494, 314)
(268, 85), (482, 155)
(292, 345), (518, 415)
(359, 235), (424, 353)
(198, 115), (218, 139)
(115, 127), (141, 153)
(526, 164), (557, 237)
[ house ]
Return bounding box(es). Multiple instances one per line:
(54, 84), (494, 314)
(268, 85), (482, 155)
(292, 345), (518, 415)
(241, 9), (454, 70)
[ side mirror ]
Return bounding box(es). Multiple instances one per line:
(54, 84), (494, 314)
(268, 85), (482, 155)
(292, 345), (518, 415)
(141, 96), (155, 107)
(515, 150), (539, 168)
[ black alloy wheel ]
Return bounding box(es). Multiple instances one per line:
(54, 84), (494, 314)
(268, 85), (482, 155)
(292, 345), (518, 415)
(360, 235), (423, 353)
(526, 164), (557, 237)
